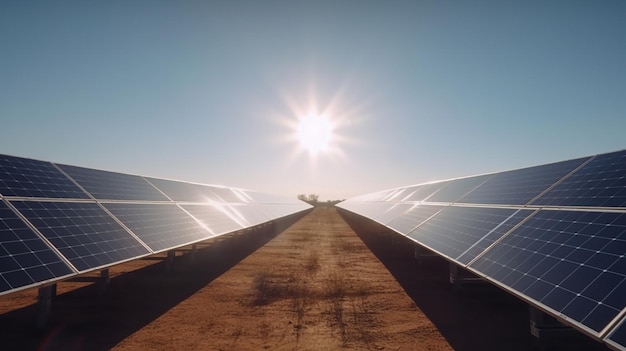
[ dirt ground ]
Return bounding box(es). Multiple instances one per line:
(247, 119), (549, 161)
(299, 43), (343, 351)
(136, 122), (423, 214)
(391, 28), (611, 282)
(0, 207), (609, 350)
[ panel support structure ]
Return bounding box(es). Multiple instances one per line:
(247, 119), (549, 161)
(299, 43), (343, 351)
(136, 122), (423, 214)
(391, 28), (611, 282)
(187, 243), (198, 263)
(414, 246), (438, 268)
(165, 250), (176, 272)
(97, 269), (110, 297)
(449, 263), (482, 289)
(529, 306), (579, 350)
(36, 284), (56, 329)
(391, 234), (399, 249)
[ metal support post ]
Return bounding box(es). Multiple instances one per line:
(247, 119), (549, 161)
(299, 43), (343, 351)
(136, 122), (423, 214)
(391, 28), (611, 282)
(449, 262), (460, 286)
(97, 269), (110, 297)
(36, 284), (56, 329)
(414, 246), (425, 267)
(190, 243), (198, 262)
(529, 306), (579, 350)
(165, 250), (175, 272)
(449, 263), (483, 290)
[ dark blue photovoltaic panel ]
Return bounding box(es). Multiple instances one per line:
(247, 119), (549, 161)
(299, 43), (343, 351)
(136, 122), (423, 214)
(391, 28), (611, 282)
(12, 201), (150, 272)
(104, 203), (211, 253)
(386, 205), (443, 235)
(335, 202), (376, 219)
(229, 204), (270, 227)
(458, 157), (589, 205)
(0, 202), (74, 294)
(407, 207), (532, 264)
(354, 203), (397, 222)
(427, 174), (492, 203)
(208, 186), (244, 203)
(380, 187), (414, 202)
(181, 204), (243, 236)
(457, 209), (533, 264)
(57, 164), (169, 201)
(607, 317), (626, 351)
(403, 183), (447, 202)
(361, 189), (396, 202)
(147, 178), (219, 203)
(374, 203), (414, 224)
(470, 210), (626, 333)
(0, 154), (89, 199)
(533, 150), (626, 208)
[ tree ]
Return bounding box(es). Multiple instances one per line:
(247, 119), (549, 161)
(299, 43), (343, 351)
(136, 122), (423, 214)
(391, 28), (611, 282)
(297, 194), (345, 207)
(297, 194), (319, 205)
(325, 199), (344, 207)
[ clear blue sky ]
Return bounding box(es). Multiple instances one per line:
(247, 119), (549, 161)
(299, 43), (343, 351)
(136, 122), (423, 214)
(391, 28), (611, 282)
(1, 1), (625, 201)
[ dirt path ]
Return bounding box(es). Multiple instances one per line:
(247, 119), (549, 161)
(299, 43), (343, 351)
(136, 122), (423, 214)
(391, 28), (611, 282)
(111, 207), (452, 351)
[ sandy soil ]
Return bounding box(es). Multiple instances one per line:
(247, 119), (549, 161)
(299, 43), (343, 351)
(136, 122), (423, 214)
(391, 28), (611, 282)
(0, 207), (610, 350)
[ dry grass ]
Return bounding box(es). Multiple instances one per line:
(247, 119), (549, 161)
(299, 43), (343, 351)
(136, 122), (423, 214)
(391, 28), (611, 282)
(250, 270), (314, 341)
(322, 270), (375, 346)
(251, 271), (298, 305)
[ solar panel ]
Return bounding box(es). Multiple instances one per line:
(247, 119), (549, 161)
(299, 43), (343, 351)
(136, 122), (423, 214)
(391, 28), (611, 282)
(229, 204), (271, 227)
(348, 189), (394, 202)
(386, 205), (443, 235)
(533, 150), (626, 208)
(359, 203), (400, 222)
(180, 204), (243, 236)
(334, 202), (366, 215)
(458, 157), (589, 205)
(607, 316), (626, 351)
(265, 203), (311, 219)
(426, 174), (491, 203)
(103, 203), (211, 253)
(147, 177), (219, 203)
(0, 201), (75, 295)
(0, 154), (89, 199)
(57, 164), (169, 201)
(373, 203), (414, 224)
(207, 186), (243, 203)
(11, 201), (151, 272)
(470, 210), (626, 333)
(403, 183), (447, 202)
(380, 187), (413, 202)
(254, 204), (285, 220)
(407, 207), (533, 264)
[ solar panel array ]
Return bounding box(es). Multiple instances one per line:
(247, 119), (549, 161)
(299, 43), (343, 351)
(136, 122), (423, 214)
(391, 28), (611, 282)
(337, 149), (626, 351)
(0, 154), (311, 296)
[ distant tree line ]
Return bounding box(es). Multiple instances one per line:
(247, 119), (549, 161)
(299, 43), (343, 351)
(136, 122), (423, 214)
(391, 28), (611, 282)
(297, 194), (344, 207)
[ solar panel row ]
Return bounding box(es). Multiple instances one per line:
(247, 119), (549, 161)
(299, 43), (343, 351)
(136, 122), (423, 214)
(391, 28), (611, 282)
(0, 154), (312, 296)
(337, 149), (626, 351)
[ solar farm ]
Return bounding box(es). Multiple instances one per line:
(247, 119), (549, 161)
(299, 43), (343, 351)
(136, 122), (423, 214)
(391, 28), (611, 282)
(1, 150), (626, 350)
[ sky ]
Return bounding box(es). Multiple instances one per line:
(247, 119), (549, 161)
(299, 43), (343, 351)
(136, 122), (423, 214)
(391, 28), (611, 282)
(1, 1), (625, 201)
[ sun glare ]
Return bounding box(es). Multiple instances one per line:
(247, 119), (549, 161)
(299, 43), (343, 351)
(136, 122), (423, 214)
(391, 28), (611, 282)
(297, 114), (334, 155)
(270, 77), (362, 163)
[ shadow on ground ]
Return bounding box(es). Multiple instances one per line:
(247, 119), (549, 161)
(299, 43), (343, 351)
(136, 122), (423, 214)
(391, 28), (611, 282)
(0, 213), (306, 351)
(338, 209), (610, 351)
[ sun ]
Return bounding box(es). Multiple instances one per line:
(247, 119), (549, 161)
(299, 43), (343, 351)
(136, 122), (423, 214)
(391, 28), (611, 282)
(297, 114), (334, 155)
